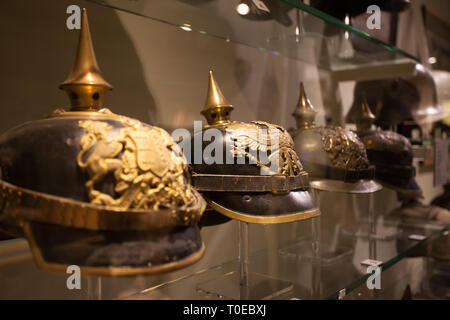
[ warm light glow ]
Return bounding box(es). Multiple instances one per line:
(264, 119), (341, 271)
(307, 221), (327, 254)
(425, 106), (440, 115)
(344, 15), (350, 25)
(236, 3), (250, 15)
(344, 14), (350, 40)
(428, 56), (437, 64)
(180, 24), (192, 32)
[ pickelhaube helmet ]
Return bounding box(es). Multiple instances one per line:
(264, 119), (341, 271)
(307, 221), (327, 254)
(0, 9), (206, 276)
(291, 83), (382, 193)
(186, 71), (320, 224)
(347, 64), (443, 128)
(353, 96), (422, 198)
(236, 0), (294, 27)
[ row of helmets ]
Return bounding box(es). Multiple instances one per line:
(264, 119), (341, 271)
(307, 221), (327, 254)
(0, 9), (426, 276)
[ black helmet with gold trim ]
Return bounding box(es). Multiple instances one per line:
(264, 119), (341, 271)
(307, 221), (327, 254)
(291, 83), (382, 193)
(185, 71), (320, 225)
(353, 96), (422, 199)
(0, 9), (206, 276)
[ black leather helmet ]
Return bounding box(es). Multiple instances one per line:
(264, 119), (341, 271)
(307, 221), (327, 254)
(0, 9), (206, 276)
(347, 64), (443, 128)
(185, 71), (320, 225)
(352, 96), (422, 198)
(291, 83), (382, 193)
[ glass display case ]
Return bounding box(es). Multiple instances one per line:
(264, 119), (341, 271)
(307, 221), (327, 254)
(0, 0), (448, 300)
(88, 0), (419, 81)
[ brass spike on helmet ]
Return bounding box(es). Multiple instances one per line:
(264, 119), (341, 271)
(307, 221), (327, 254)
(355, 95), (376, 133)
(292, 82), (317, 130)
(201, 71), (234, 126)
(59, 8), (112, 111)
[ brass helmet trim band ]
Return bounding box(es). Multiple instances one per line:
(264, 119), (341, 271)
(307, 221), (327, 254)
(22, 220), (205, 277)
(310, 179), (383, 194)
(0, 179), (204, 231)
(208, 200), (320, 224)
(302, 161), (376, 182)
(192, 172), (310, 193)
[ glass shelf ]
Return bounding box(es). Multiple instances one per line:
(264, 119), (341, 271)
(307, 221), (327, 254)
(122, 216), (449, 300)
(87, 0), (418, 80)
(343, 254), (450, 300)
(327, 217), (450, 299)
(0, 215), (447, 300)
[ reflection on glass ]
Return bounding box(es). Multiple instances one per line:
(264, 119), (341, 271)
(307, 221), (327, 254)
(338, 14), (355, 59)
(86, 0), (418, 71)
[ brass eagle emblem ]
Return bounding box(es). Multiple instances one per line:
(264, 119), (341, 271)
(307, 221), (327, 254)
(318, 126), (369, 169)
(77, 118), (192, 210)
(223, 121), (303, 176)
